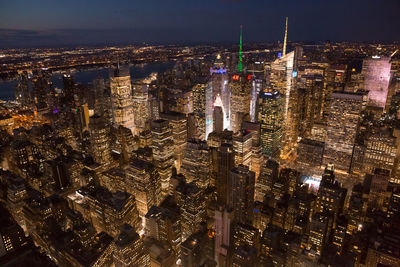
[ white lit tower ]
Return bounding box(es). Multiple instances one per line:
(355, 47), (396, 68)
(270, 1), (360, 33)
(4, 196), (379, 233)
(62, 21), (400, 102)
(210, 54), (230, 131)
(110, 65), (135, 134)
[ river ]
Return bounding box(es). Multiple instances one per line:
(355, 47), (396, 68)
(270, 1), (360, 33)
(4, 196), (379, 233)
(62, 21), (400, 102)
(0, 62), (175, 101)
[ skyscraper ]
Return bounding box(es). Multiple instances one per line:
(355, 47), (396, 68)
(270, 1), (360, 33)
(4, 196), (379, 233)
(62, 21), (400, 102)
(125, 158), (162, 219)
(160, 111), (187, 173)
(132, 82), (151, 134)
(151, 119), (174, 198)
(323, 91), (367, 172)
(192, 82), (207, 140)
(210, 54), (230, 130)
(269, 50), (297, 159)
(216, 143), (235, 206)
(232, 130), (252, 166)
(180, 139), (211, 189)
(110, 65), (135, 133)
(213, 106), (224, 133)
(229, 165), (255, 225)
(230, 74), (252, 133)
(258, 90), (284, 159)
(362, 56), (392, 108)
(113, 224), (150, 267)
(89, 114), (112, 166)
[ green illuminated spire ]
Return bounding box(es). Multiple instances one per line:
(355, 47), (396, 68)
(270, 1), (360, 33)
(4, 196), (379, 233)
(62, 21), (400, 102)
(238, 25), (243, 73)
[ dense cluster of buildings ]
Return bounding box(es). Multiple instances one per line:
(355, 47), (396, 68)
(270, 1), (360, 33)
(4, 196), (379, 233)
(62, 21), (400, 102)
(1, 20), (400, 267)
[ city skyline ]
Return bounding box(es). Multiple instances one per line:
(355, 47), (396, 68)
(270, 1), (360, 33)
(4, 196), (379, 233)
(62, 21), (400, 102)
(1, 2), (400, 267)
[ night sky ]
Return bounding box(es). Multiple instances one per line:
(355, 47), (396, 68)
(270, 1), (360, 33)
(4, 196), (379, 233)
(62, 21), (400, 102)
(0, 0), (399, 47)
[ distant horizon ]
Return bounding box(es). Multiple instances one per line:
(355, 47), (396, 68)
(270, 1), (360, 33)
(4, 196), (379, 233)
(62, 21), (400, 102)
(0, 37), (399, 50)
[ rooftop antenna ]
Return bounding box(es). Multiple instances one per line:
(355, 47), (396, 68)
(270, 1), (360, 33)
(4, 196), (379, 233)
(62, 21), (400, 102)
(238, 25), (243, 73)
(282, 17), (288, 57)
(391, 49), (399, 58)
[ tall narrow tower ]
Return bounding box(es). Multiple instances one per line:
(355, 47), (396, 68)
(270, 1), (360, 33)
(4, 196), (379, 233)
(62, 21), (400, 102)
(282, 17), (288, 57)
(238, 25), (243, 73)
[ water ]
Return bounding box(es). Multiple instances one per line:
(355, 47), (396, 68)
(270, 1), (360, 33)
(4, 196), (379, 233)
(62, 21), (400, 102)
(0, 62), (175, 100)
(0, 80), (17, 101)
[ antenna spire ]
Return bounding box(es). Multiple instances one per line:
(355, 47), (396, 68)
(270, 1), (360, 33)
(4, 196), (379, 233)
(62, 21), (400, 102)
(238, 25), (243, 73)
(283, 17), (288, 57)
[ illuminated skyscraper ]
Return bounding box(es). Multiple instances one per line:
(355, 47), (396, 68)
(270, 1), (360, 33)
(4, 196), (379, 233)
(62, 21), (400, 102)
(210, 54), (230, 130)
(113, 224), (150, 267)
(175, 181), (206, 240)
(160, 112), (187, 173)
(323, 91), (367, 172)
(362, 56), (392, 108)
(229, 165), (255, 225)
(132, 82), (151, 134)
(145, 199), (181, 258)
(110, 65), (135, 133)
(315, 166), (347, 229)
(232, 130), (252, 166)
(89, 114), (112, 166)
(230, 74), (252, 133)
(258, 90), (284, 159)
(247, 61), (265, 122)
(125, 158), (162, 219)
(15, 72), (32, 107)
(269, 50), (297, 159)
(308, 211), (332, 256)
(151, 119), (174, 198)
(255, 159), (279, 202)
(192, 83), (207, 139)
(181, 139), (211, 189)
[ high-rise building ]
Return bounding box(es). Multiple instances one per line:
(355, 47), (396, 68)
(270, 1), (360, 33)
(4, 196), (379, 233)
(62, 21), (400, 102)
(113, 224), (150, 267)
(213, 106), (224, 133)
(145, 198), (181, 258)
(175, 181), (206, 240)
(323, 91), (367, 172)
(70, 184), (141, 238)
(125, 158), (162, 219)
(132, 83), (151, 134)
(210, 54), (230, 129)
(214, 208), (234, 266)
(216, 143), (235, 206)
(255, 159), (279, 202)
(180, 139), (210, 189)
(160, 112), (187, 173)
(365, 168), (391, 211)
(112, 125), (137, 163)
(192, 82), (207, 140)
(230, 74), (252, 133)
(151, 119), (174, 198)
(315, 165), (347, 228)
(269, 50), (297, 159)
(232, 222), (260, 251)
(110, 66), (135, 133)
(180, 225), (215, 267)
(232, 130), (252, 166)
(308, 211), (332, 256)
(15, 72), (32, 107)
(362, 56), (392, 108)
(0, 203), (30, 257)
(89, 114), (112, 166)
(229, 165), (255, 225)
(258, 90), (284, 159)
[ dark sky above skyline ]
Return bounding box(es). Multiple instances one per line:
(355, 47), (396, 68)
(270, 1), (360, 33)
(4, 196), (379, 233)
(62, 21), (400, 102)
(0, 0), (399, 47)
